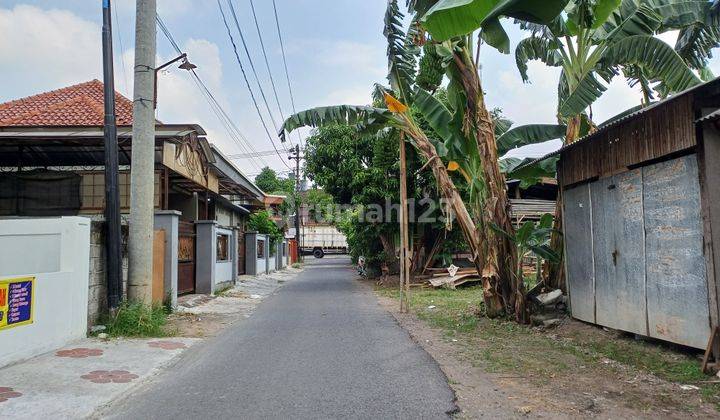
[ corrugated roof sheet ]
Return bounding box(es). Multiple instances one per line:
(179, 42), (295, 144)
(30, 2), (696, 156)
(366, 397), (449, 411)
(696, 109), (720, 123)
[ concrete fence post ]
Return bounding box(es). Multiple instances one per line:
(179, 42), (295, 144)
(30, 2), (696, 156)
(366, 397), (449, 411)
(153, 210), (180, 308)
(195, 221), (217, 294)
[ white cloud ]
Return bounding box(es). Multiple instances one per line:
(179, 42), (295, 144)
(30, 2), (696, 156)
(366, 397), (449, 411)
(489, 61), (562, 127)
(319, 41), (386, 78)
(320, 86), (373, 106)
(0, 5), (102, 95)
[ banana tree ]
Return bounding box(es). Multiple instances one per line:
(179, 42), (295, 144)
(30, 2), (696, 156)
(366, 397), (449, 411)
(675, 0), (719, 80)
(413, 0), (570, 320)
(281, 0), (569, 320)
(513, 0), (709, 289)
(515, 0), (707, 142)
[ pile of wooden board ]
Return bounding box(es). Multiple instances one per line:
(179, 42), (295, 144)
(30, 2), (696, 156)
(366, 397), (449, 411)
(427, 267), (480, 289)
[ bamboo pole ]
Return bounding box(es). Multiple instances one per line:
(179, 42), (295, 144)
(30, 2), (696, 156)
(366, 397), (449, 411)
(399, 133), (411, 312)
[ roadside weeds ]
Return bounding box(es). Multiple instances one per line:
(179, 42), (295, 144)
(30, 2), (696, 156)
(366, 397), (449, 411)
(375, 283), (720, 418)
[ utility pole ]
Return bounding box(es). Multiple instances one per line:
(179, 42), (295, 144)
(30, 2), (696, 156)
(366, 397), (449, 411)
(101, 0), (122, 311)
(128, 0), (156, 304)
(289, 144), (302, 262)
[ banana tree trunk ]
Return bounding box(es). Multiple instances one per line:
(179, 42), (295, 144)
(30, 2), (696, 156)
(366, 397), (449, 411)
(545, 117), (583, 290)
(453, 52), (524, 322)
(403, 121), (505, 316)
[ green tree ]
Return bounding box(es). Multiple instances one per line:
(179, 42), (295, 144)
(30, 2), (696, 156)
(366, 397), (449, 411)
(254, 167), (295, 195)
(282, 0), (570, 320)
(247, 210), (283, 250)
(254, 167), (280, 193)
(303, 189), (336, 223)
(514, 0), (707, 141)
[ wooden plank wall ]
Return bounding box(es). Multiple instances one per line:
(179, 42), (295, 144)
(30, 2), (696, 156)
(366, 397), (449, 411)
(560, 95), (695, 187)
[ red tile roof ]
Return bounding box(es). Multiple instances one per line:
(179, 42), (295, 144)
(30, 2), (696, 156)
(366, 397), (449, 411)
(0, 80), (134, 127)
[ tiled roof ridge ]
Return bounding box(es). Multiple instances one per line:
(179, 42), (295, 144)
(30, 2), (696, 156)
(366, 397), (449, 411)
(0, 79), (102, 111)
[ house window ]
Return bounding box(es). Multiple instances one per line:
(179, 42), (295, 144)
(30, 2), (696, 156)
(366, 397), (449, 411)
(257, 239), (265, 259)
(217, 234), (229, 262)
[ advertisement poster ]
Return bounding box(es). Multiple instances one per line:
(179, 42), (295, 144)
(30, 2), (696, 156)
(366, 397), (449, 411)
(0, 276), (34, 331)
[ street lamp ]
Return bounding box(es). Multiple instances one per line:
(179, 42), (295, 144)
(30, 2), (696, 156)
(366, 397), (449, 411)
(154, 53), (197, 108)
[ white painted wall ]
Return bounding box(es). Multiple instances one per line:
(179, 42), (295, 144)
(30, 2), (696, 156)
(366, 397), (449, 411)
(268, 256), (276, 273)
(215, 227), (234, 284)
(256, 237), (267, 274)
(0, 217), (91, 368)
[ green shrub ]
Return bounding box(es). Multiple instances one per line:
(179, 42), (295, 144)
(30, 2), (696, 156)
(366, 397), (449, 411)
(103, 301), (171, 337)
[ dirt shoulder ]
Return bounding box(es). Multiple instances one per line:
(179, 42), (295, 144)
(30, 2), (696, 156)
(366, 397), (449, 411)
(374, 282), (720, 419)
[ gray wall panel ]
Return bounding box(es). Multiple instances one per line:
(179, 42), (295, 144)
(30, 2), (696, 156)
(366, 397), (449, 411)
(604, 169), (647, 335)
(644, 155), (710, 348)
(590, 175), (647, 334)
(564, 184), (595, 323)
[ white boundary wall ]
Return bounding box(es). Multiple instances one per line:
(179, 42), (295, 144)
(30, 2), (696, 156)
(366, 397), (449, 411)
(0, 217), (91, 368)
(215, 227), (234, 285)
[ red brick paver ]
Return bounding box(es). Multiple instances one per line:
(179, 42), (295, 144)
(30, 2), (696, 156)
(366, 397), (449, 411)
(80, 370), (139, 384)
(148, 341), (187, 350)
(0, 387), (23, 403)
(56, 348), (104, 358)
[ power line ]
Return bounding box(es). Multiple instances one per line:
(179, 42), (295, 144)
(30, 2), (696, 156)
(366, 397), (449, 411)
(227, 149), (283, 159)
(218, 0), (293, 170)
(113, 3), (130, 95)
(156, 16), (267, 168)
(271, 0), (303, 147)
(248, 0), (292, 148)
(247, 168), (294, 177)
(226, 0), (290, 153)
(156, 15), (267, 172)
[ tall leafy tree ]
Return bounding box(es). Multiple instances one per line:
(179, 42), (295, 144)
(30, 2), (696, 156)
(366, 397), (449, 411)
(282, 0), (570, 320)
(514, 0), (708, 141)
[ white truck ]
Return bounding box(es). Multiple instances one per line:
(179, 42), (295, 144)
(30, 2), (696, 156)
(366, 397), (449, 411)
(301, 224), (348, 258)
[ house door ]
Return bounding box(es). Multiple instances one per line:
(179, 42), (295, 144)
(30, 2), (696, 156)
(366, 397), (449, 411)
(177, 221), (196, 294)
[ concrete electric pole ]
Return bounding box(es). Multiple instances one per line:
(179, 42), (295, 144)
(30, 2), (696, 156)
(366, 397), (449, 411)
(289, 144), (302, 262)
(128, 0), (156, 304)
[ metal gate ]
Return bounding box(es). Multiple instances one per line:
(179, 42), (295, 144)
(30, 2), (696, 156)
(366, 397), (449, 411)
(237, 230), (246, 275)
(178, 221), (196, 294)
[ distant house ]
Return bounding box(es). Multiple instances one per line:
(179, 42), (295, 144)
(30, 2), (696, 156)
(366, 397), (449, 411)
(506, 178), (557, 225)
(0, 80), (270, 321)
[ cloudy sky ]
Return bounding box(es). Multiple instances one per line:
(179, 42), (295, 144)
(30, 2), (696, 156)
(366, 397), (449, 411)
(1, 1), (718, 177)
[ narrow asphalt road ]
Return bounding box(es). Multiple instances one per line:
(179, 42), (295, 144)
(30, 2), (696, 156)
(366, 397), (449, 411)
(103, 256), (456, 419)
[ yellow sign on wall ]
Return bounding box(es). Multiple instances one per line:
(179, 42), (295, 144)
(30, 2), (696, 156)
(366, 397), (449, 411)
(0, 276), (35, 331)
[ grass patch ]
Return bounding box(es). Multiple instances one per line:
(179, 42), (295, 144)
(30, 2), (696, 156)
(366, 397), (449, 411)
(291, 262), (302, 269)
(375, 284), (720, 410)
(103, 301), (173, 338)
(214, 284), (233, 296)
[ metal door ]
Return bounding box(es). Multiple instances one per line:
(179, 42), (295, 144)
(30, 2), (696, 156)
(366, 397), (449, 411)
(592, 170), (647, 336)
(563, 183), (595, 323)
(177, 221), (196, 294)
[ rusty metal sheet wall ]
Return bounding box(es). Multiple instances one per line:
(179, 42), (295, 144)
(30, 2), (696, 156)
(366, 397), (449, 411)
(591, 169), (647, 335)
(643, 155), (710, 348)
(592, 170), (647, 335)
(563, 184), (595, 323)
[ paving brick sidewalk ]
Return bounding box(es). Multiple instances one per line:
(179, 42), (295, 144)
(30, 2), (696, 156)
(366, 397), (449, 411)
(0, 267), (301, 419)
